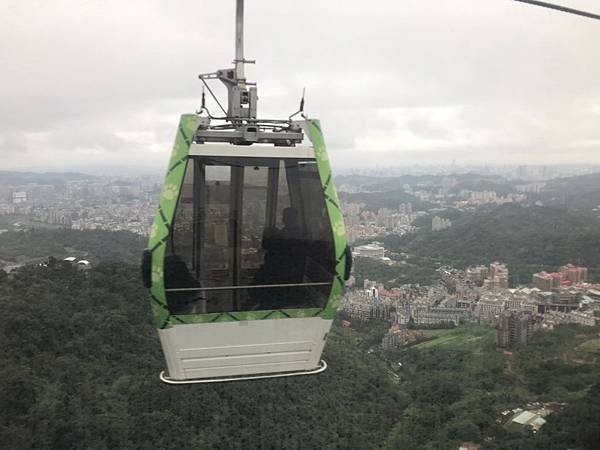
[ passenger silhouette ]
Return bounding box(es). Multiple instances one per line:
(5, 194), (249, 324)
(264, 207), (305, 281)
(164, 254), (204, 314)
(250, 207), (307, 309)
(280, 207), (301, 239)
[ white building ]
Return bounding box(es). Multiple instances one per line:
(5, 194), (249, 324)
(353, 243), (385, 259)
(12, 191), (27, 204)
(432, 216), (452, 232)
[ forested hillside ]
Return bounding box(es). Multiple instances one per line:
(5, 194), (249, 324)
(0, 229), (146, 265)
(0, 263), (403, 449)
(384, 204), (600, 285)
(538, 173), (600, 212)
(2, 229), (600, 449)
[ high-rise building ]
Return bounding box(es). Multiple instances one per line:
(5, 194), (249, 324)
(480, 263), (509, 290)
(489, 262), (508, 279)
(398, 202), (413, 214)
(466, 265), (489, 285)
(534, 265), (588, 291)
(532, 272), (553, 291)
(560, 264), (588, 284)
(496, 311), (534, 348)
(11, 191), (27, 204)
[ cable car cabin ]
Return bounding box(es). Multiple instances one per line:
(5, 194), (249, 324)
(143, 0), (349, 383)
(143, 115), (350, 383)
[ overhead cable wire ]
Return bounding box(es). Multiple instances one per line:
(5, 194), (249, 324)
(514, 0), (600, 21)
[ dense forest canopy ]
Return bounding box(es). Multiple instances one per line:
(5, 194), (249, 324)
(0, 229), (146, 265)
(1, 228), (600, 448)
(0, 263), (405, 449)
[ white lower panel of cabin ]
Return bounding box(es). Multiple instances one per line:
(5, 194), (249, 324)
(158, 317), (333, 380)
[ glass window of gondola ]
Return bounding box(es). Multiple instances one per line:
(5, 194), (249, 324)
(165, 156), (336, 314)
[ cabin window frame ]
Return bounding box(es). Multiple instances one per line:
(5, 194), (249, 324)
(164, 155), (336, 314)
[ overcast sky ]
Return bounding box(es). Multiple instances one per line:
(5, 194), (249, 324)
(1, 0), (599, 174)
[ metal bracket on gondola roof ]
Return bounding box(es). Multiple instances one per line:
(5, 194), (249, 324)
(194, 0), (304, 147)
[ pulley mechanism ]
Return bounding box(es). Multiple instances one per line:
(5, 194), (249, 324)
(196, 0), (304, 146)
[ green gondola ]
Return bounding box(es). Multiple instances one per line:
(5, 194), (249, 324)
(142, 0), (351, 383)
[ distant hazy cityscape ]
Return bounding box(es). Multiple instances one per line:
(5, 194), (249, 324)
(0, 173), (162, 236)
(339, 166), (599, 245)
(1, 164), (597, 239)
(335, 163), (600, 179)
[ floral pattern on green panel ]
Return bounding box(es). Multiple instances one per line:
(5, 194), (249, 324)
(147, 115), (347, 327)
(147, 114), (200, 328)
(306, 119), (348, 320)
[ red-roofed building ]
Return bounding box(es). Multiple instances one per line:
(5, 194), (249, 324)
(560, 265), (588, 284)
(532, 272), (553, 291)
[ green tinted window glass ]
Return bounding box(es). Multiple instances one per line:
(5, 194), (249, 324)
(165, 157), (335, 314)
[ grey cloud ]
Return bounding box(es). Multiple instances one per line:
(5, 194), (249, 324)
(405, 116), (454, 141)
(1, 0), (600, 172)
